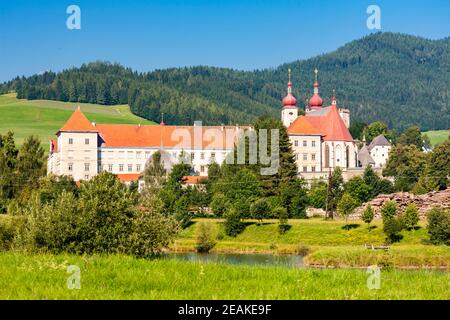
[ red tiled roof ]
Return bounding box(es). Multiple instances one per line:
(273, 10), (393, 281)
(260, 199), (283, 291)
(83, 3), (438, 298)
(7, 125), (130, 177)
(95, 124), (242, 149)
(59, 107), (98, 133)
(183, 175), (207, 185)
(288, 105), (353, 142)
(116, 174), (143, 182)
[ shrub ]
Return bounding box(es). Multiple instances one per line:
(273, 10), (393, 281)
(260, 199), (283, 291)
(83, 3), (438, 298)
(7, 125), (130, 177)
(210, 193), (229, 217)
(402, 203), (419, 230)
(224, 207), (245, 237)
(295, 244), (310, 256)
(273, 206), (289, 234)
(361, 204), (374, 230)
(383, 218), (403, 244)
(0, 215), (17, 251)
(337, 192), (359, 224)
(427, 208), (450, 245)
(173, 196), (193, 229)
(250, 198), (271, 222)
(195, 222), (216, 253)
(381, 200), (397, 222)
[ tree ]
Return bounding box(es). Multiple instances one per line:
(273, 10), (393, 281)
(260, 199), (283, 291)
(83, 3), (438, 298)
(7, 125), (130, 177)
(308, 181), (327, 210)
(362, 204), (374, 230)
(427, 208), (450, 245)
(344, 176), (372, 204)
(143, 151), (166, 189)
(223, 206), (245, 237)
(210, 193), (229, 217)
(402, 203), (419, 230)
(16, 135), (46, 192)
(383, 217), (403, 244)
(426, 138), (450, 190)
(380, 200), (397, 222)
(273, 206), (289, 234)
(195, 222), (216, 253)
(0, 131), (18, 211)
(279, 178), (308, 218)
(326, 167), (344, 219)
(337, 192), (359, 225)
(173, 195), (192, 229)
(362, 122), (394, 144)
(383, 144), (427, 191)
(397, 126), (423, 149)
(250, 198), (271, 222)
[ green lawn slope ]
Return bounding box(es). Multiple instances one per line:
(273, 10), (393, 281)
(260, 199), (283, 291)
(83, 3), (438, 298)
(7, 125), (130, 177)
(0, 93), (155, 146)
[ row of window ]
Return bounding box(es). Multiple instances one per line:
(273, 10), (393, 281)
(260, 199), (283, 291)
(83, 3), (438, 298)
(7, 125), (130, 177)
(98, 150), (226, 161)
(293, 140), (317, 148)
(295, 153), (317, 161)
(302, 166), (317, 173)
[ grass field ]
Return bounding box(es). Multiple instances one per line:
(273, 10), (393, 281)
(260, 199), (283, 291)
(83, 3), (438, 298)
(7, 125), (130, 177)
(0, 252), (448, 299)
(173, 218), (450, 268)
(423, 130), (450, 147)
(0, 93), (154, 146)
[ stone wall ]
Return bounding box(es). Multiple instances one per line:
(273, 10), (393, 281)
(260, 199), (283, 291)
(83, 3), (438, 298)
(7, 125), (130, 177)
(352, 188), (450, 219)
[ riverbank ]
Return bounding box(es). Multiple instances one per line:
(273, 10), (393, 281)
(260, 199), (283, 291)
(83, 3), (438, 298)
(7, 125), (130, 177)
(172, 218), (450, 268)
(0, 252), (447, 299)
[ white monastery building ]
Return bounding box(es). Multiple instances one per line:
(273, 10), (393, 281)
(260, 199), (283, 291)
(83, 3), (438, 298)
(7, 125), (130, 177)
(47, 69), (390, 183)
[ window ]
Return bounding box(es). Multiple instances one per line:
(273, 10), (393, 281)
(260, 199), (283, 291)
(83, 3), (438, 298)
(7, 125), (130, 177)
(128, 164), (132, 172)
(84, 163), (90, 172)
(312, 141), (316, 147)
(312, 166), (316, 172)
(68, 163), (73, 171)
(136, 164), (141, 172)
(211, 152), (216, 159)
(311, 153), (316, 161)
(303, 140), (307, 147)
(85, 138), (89, 145)
(145, 151), (151, 159)
(191, 152), (195, 161)
(136, 151), (142, 159)
(294, 140), (298, 147)
(200, 165), (205, 173)
(119, 151), (125, 159)
(303, 153), (307, 161)
(69, 138), (73, 145)
(119, 164), (124, 172)
(108, 164), (113, 172)
(200, 152), (205, 160)
(303, 166), (308, 172)
(84, 175), (89, 180)
(127, 151), (133, 159)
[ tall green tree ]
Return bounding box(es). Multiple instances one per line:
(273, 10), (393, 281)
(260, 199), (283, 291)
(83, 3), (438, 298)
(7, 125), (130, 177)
(16, 135), (46, 192)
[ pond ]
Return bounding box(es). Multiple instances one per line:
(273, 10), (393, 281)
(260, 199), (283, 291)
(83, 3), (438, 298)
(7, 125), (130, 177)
(162, 252), (304, 268)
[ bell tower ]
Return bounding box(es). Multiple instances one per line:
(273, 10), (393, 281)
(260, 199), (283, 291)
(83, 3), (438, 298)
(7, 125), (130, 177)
(281, 68), (298, 127)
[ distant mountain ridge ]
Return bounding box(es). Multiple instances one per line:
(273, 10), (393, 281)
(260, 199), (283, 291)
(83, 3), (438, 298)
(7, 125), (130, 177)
(1, 32), (449, 131)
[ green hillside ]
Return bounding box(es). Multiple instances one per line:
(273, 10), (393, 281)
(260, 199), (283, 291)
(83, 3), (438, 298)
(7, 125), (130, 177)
(423, 130), (450, 146)
(2, 32), (450, 131)
(0, 93), (154, 146)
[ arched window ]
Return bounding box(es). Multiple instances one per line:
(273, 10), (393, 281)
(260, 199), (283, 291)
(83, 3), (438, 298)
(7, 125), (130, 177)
(346, 145), (350, 168)
(335, 145), (342, 167)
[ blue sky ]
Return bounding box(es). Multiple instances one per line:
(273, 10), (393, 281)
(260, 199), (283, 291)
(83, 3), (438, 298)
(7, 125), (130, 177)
(0, 0), (449, 82)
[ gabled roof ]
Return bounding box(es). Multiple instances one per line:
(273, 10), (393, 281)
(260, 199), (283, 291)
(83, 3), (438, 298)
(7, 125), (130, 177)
(288, 105), (353, 141)
(116, 173), (143, 182)
(288, 116), (324, 136)
(58, 107), (99, 133)
(357, 145), (375, 167)
(368, 134), (391, 151)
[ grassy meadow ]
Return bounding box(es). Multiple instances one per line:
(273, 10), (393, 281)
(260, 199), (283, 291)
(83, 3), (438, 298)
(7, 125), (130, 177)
(0, 93), (154, 146)
(423, 130), (450, 147)
(0, 252), (448, 299)
(173, 218), (450, 268)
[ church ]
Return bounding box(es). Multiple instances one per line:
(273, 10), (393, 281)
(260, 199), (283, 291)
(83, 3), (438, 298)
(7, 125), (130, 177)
(282, 69), (361, 181)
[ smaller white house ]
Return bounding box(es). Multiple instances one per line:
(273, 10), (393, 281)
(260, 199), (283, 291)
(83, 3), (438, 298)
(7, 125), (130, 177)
(367, 134), (391, 168)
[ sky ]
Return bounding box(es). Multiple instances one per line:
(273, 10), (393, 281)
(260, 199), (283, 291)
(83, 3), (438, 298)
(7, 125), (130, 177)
(0, 0), (449, 82)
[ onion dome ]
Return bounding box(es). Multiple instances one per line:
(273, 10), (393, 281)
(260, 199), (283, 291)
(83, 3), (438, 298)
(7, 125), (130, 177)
(309, 69), (323, 107)
(282, 68), (297, 107)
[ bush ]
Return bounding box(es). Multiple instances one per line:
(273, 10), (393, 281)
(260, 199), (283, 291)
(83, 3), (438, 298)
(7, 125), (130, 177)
(250, 198), (271, 222)
(361, 204), (374, 229)
(402, 203), (419, 230)
(295, 244), (310, 256)
(273, 206), (289, 234)
(210, 193), (229, 217)
(0, 215), (17, 251)
(383, 218), (403, 244)
(195, 222), (216, 253)
(224, 207), (245, 237)
(427, 208), (450, 245)
(173, 196), (193, 229)
(381, 200), (397, 222)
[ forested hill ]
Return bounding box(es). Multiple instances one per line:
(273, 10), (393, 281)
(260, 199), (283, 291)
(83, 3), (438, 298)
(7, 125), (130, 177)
(1, 32), (449, 131)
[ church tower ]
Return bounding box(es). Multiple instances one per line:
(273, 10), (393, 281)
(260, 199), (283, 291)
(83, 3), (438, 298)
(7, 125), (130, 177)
(281, 68), (298, 127)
